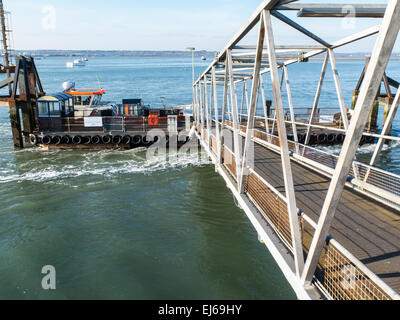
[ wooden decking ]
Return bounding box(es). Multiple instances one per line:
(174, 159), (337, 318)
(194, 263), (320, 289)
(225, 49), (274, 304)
(252, 143), (400, 293)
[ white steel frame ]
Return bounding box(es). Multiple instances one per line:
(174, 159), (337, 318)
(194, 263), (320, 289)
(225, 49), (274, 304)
(191, 0), (400, 300)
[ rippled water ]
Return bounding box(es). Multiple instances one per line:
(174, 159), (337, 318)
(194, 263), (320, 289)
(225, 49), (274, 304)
(0, 57), (296, 299)
(1, 56), (399, 299)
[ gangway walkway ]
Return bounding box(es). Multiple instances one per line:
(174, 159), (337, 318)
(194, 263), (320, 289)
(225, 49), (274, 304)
(191, 0), (400, 300)
(253, 142), (400, 294)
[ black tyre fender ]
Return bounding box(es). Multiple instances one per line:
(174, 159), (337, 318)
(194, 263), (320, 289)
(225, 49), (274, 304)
(92, 135), (101, 144)
(132, 135), (142, 145)
(52, 135), (62, 145)
(83, 136), (92, 145)
(61, 135), (71, 144)
(42, 135), (52, 145)
(102, 135), (112, 144)
(72, 135), (82, 145)
(113, 135), (122, 144)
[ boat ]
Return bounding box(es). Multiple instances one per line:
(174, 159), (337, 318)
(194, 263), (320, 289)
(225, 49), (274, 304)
(32, 81), (192, 146)
(0, 63), (15, 73)
(62, 81), (113, 116)
(66, 58), (86, 68)
(201, 56), (207, 61)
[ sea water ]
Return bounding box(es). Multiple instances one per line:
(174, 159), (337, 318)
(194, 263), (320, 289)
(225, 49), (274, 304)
(0, 56), (398, 299)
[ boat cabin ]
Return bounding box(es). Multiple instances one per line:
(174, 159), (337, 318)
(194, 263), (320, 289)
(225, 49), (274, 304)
(37, 92), (74, 118)
(65, 88), (106, 108)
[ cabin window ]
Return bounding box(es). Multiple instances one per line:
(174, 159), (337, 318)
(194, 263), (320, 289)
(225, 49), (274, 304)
(49, 102), (61, 117)
(66, 99), (73, 114)
(92, 95), (101, 105)
(74, 96), (82, 105)
(83, 96), (92, 106)
(37, 102), (49, 117)
(60, 101), (66, 114)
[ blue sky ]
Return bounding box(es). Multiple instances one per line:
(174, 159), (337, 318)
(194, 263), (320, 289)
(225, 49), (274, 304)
(6, 0), (397, 52)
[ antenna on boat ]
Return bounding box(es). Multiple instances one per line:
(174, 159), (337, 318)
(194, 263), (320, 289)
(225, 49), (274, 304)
(96, 74), (101, 88)
(160, 96), (167, 109)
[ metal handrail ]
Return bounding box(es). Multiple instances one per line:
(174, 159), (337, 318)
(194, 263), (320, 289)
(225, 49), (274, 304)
(301, 214), (400, 300)
(203, 125), (400, 300)
(221, 120), (400, 202)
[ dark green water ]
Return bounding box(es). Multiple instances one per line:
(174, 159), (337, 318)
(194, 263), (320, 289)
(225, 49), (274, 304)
(3, 56), (399, 299)
(0, 101), (295, 299)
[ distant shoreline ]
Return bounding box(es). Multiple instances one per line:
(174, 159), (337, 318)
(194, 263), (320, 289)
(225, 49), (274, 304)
(14, 50), (400, 58)
(15, 50), (217, 58)
(12, 50), (400, 61)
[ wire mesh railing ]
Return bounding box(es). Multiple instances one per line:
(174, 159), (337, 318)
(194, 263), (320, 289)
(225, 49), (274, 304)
(197, 122), (400, 300)
(243, 167), (398, 300)
(299, 214), (396, 300)
(244, 170), (293, 247)
(223, 120), (400, 203)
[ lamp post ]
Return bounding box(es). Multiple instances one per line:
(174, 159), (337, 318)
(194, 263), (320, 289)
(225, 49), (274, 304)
(186, 47), (195, 85)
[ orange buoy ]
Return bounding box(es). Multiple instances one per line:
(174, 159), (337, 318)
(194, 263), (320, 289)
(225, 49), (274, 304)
(148, 115), (159, 127)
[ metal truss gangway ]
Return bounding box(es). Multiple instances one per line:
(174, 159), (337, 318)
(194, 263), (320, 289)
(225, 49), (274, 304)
(191, 0), (400, 300)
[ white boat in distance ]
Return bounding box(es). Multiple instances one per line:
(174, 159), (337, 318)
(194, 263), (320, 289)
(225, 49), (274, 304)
(66, 58), (86, 68)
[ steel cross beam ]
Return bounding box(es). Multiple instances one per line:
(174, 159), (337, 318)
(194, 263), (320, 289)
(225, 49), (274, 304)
(239, 14), (265, 193)
(304, 52), (329, 146)
(328, 48), (349, 130)
(194, 0), (292, 86)
(264, 9), (304, 277)
(301, 0), (400, 285)
(283, 65), (299, 154)
(271, 10), (331, 47)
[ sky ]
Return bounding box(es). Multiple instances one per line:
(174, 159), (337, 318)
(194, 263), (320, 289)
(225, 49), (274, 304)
(5, 0), (398, 52)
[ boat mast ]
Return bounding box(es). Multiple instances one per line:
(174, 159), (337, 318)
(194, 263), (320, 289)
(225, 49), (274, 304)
(0, 0), (12, 95)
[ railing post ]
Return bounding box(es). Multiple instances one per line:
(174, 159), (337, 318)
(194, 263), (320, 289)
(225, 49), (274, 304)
(260, 76), (271, 138)
(283, 65), (299, 154)
(269, 70), (284, 138)
(264, 9), (304, 277)
(301, 0), (400, 286)
(197, 83), (201, 130)
(239, 81), (245, 124)
(219, 65), (229, 165)
(200, 78), (205, 141)
(227, 49), (242, 180)
(212, 66), (221, 162)
(204, 76), (210, 145)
